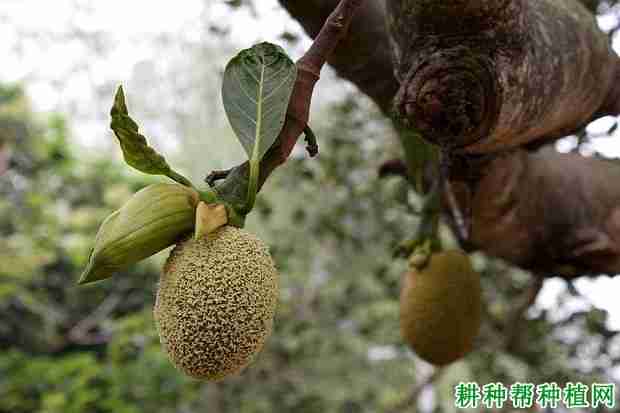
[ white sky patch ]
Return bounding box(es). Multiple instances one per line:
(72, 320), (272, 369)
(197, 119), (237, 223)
(0, 0), (203, 34)
(574, 277), (620, 329)
(536, 278), (620, 380)
(536, 278), (620, 330)
(597, 10), (620, 33)
(1, 0), (202, 81)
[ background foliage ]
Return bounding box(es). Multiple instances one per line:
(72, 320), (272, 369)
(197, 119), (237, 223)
(1, 1), (620, 412)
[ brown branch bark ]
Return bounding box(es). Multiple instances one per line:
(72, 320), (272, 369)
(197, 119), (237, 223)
(281, 0), (620, 147)
(388, 0), (618, 153)
(278, 0), (397, 113)
(280, 0), (620, 278)
(447, 147), (620, 278)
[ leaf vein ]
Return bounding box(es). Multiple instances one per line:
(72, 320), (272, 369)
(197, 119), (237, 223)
(232, 68), (258, 104)
(263, 69), (295, 101)
(228, 98), (258, 126)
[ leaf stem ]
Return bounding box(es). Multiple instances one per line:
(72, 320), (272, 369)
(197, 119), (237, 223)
(214, 0), (364, 209)
(167, 170), (195, 189)
(242, 52), (265, 215)
(198, 189), (220, 204)
(414, 178), (442, 249)
(245, 157), (260, 213)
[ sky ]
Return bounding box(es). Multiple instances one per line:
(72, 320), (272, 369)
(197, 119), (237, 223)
(0, 0), (308, 106)
(2, 0), (620, 348)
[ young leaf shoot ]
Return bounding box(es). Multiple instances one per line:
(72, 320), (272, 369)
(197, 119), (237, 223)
(110, 86), (195, 188)
(222, 42), (297, 213)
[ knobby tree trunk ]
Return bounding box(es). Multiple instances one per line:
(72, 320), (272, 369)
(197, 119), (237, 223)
(279, 0), (620, 278)
(388, 0), (616, 152)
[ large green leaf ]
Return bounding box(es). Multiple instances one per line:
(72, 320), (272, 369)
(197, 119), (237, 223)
(110, 86), (194, 188)
(222, 42), (297, 162)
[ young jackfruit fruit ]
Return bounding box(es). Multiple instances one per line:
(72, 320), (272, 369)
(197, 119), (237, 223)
(154, 225), (279, 380)
(400, 250), (481, 366)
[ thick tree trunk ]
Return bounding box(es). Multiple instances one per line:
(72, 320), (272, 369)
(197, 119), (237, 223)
(448, 148), (620, 277)
(387, 0), (617, 153)
(279, 0), (620, 278)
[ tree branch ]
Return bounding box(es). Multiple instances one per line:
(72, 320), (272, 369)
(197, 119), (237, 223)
(278, 0), (397, 113)
(282, 0), (620, 278)
(504, 277), (544, 351)
(447, 147), (620, 278)
(389, 0), (618, 152)
(283, 1), (620, 151)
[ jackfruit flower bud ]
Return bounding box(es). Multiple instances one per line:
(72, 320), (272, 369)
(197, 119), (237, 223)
(79, 183), (199, 284)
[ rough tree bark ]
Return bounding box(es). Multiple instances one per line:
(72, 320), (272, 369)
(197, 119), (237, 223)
(279, 0), (620, 278)
(388, 0), (617, 152)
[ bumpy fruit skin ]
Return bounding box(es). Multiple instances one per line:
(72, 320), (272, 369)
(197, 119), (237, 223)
(154, 226), (279, 380)
(400, 250), (481, 366)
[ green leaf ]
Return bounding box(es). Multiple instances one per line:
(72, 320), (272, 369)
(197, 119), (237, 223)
(222, 42), (297, 162)
(222, 42), (297, 215)
(110, 86), (194, 188)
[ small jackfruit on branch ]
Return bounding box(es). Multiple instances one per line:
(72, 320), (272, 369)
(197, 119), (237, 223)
(400, 250), (482, 366)
(154, 226), (279, 380)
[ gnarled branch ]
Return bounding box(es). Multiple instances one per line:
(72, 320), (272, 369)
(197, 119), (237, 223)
(280, 0), (620, 278)
(388, 0), (618, 153)
(278, 0), (397, 113)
